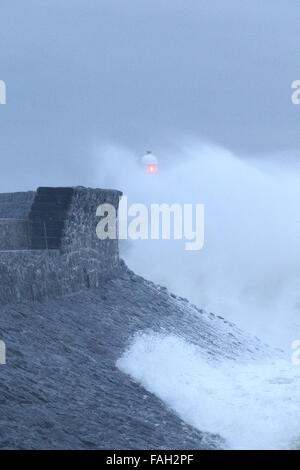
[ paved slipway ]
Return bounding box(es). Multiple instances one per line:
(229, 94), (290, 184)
(0, 261), (279, 450)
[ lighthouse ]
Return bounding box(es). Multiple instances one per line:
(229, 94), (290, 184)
(141, 151), (158, 174)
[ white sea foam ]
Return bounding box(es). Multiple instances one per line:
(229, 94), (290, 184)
(117, 332), (300, 450)
(94, 140), (300, 448)
(94, 140), (300, 348)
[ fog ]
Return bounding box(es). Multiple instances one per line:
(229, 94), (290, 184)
(1, 0), (300, 190)
(94, 140), (300, 348)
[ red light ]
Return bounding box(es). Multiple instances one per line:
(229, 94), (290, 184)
(147, 164), (157, 174)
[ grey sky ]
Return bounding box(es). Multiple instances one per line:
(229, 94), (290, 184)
(0, 0), (300, 191)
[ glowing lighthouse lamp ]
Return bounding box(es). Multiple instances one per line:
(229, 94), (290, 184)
(141, 151), (158, 174)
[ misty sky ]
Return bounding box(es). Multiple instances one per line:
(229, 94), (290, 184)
(0, 0), (300, 191)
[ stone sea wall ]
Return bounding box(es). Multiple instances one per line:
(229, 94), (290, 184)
(0, 219), (29, 250)
(0, 186), (124, 305)
(0, 191), (36, 219)
(0, 249), (126, 304)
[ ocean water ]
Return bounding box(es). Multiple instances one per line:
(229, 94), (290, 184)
(117, 332), (300, 450)
(94, 139), (300, 449)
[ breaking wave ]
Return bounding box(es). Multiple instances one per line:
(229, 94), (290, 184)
(94, 139), (300, 449)
(94, 140), (300, 348)
(117, 332), (300, 450)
